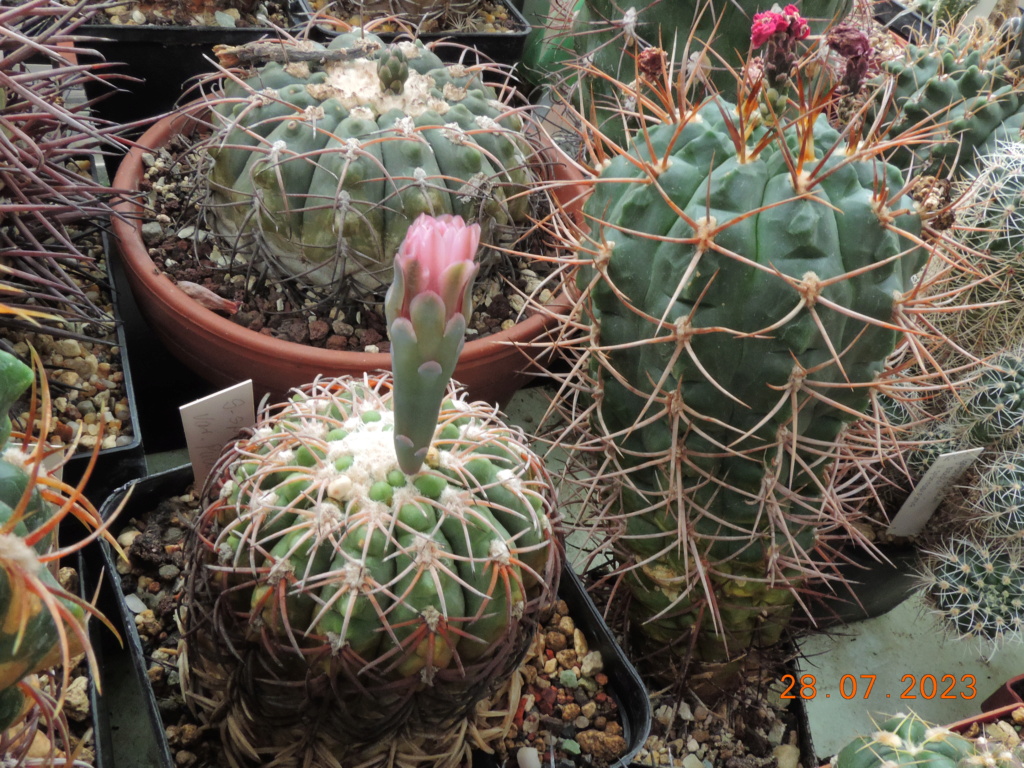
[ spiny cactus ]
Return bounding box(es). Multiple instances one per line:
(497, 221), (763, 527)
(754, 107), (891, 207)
(919, 537), (1024, 644)
(929, 142), (1024, 356)
(833, 712), (998, 768)
(325, 0), (490, 32)
(525, 0), (850, 146)
(970, 451), (1024, 536)
(200, 30), (538, 303)
(869, 24), (1024, 175)
(0, 0), (123, 353)
(544, 32), (955, 685)
(953, 349), (1024, 448)
(0, 348), (111, 764)
(182, 215), (561, 768)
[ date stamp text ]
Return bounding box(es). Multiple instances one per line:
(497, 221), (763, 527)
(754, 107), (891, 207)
(779, 674), (977, 700)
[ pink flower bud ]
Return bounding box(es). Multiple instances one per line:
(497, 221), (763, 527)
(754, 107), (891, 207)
(393, 213), (481, 322)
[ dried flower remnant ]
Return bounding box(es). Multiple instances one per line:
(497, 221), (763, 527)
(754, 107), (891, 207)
(827, 24), (874, 95)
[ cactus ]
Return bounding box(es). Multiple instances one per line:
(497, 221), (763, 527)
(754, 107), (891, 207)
(970, 450), (1024, 536)
(0, 0), (122, 353)
(0, 348), (110, 763)
(528, 0), (850, 145)
(869, 25), (1024, 175)
(547, 35), (944, 682)
(181, 215), (561, 768)
(953, 349), (1024, 448)
(200, 30), (538, 302)
(834, 713), (996, 768)
(919, 537), (1024, 644)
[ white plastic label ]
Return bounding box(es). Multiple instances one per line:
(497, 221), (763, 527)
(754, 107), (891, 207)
(180, 380), (255, 489)
(886, 447), (984, 537)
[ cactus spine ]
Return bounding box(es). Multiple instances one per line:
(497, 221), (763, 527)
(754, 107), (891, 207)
(834, 713), (1002, 768)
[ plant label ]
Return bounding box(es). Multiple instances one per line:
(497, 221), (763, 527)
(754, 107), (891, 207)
(887, 447), (984, 537)
(180, 380), (255, 488)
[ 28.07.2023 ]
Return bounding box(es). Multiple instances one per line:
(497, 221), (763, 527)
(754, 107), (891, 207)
(779, 674), (978, 700)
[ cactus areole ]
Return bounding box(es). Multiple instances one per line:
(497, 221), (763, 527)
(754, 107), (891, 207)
(578, 98), (928, 667)
(203, 31), (537, 299)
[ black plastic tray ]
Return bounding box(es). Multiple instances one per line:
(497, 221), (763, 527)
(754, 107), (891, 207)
(306, 0), (530, 67)
(57, 229), (147, 501)
(75, 0), (313, 128)
(96, 464), (651, 768)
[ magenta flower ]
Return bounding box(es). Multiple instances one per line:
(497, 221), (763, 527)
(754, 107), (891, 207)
(751, 5), (810, 48)
(751, 11), (787, 47)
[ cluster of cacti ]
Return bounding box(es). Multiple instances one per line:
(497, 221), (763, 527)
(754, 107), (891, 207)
(0, 0), (122, 352)
(867, 23), (1024, 176)
(0, 349), (106, 764)
(834, 712), (1017, 768)
(181, 214), (560, 768)
(542, 29), (951, 683)
(521, 0), (850, 146)
(200, 29), (538, 302)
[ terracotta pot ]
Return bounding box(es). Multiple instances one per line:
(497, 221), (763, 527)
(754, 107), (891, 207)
(110, 103), (585, 405)
(947, 703), (1024, 733)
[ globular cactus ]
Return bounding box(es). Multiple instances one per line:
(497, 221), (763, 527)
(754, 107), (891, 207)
(525, 0), (850, 146)
(200, 30), (538, 301)
(869, 25), (1024, 175)
(954, 349), (1024, 447)
(932, 142), (1024, 356)
(970, 451), (1024, 536)
(904, 420), (967, 478)
(833, 713), (1004, 768)
(181, 215), (561, 768)
(919, 537), (1024, 644)
(550, 44), (942, 683)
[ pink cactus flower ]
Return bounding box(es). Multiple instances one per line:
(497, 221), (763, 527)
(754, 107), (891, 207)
(393, 213), (481, 322)
(751, 5), (810, 47)
(751, 11), (787, 47)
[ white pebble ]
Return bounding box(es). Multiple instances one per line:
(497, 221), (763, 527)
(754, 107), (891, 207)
(516, 747), (541, 768)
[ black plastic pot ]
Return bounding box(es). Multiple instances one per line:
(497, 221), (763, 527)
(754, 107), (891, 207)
(307, 0), (530, 67)
(872, 0), (934, 42)
(75, 0), (313, 129)
(800, 543), (921, 630)
(96, 465), (652, 768)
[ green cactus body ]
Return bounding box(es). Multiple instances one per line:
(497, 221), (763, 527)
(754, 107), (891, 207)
(956, 350), (1024, 447)
(835, 713), (978, 768)
(532, 0), (849, 144)
(183, 374), (560, 765)
(921, 537), (1024, 643)
(203, 31), (536, 297)
(575, 99), (926, 665)
(873, 30), (1024, 175)
(904, 420), (966, 479)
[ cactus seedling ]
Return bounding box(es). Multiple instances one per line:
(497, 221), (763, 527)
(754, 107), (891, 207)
(182, 215), (560, 768)
(834, 712), (987, 768)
